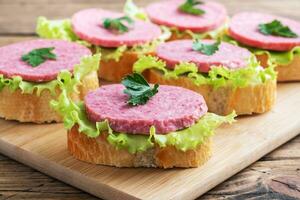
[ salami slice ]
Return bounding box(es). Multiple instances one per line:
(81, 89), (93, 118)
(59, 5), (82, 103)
(156, 40), (252, 72)
(85, 84), (207, 134)
(229, 12), (300, 51)
(146, 0), (227, 33)
(0, 39), (91, 82)
(72, 8), (162, 47)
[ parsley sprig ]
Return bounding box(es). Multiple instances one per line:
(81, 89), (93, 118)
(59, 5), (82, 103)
(192, 40), (220, 55)
(178, 0), (205, 16)
(21, 47), (57, 67)
(122, 73), (159, 106)
(103, 16), (134, 34)
(258, 20), (298, 38)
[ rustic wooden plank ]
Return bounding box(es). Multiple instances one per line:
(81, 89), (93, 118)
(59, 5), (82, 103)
(0, 136), (299, 200)
(0, 0), (300, 34)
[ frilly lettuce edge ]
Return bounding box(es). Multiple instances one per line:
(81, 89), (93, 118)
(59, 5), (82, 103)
(36, 15), (171, 63)
(221, 34), (300, 66)
(0, 54), (101, 96)
(133, 55), (276, 89)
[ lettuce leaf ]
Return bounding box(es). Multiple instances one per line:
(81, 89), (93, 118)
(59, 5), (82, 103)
(123, 0), (148, 21)
(0, 54), (100, 96)
(169, 21), (228, 40)
(133, 55), (276, 89)
(221, 34), (300, 66)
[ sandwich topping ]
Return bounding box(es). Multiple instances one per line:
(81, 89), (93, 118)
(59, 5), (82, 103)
(71, 8), (162, 47)
(122, 73), (159, 106)
(0, 39), (91, 82)
(178, 0), (205, 16)
(228, 12), (300, 51)
(21, 47), (57, 67)
(84, 84), (207, 134)
(155, 40), (251, 72)
(146, 0), (227, 33)
(103, 16), (134, 34)
(192, 40), (220, 55)
(258, 20), (298, 38)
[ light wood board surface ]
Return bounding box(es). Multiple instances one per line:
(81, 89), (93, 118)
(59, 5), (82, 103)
(0, 83), (299, 200)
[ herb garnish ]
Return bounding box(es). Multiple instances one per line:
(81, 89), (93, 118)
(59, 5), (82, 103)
(122, 73), (159, 106)
(103, 16), (134, 33)
(178, 0), (205, 16)
(192, 40), (220, 55)
(22, 47), (56, 67)
(258, 20), (298, 38)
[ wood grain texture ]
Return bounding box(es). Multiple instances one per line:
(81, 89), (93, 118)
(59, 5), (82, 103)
(0, 82), (300, 200)
(0, 0), (300, 199)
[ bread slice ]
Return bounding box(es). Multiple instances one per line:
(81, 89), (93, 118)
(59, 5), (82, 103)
(99, 51), (140, 82)
(68, 125), (212, 168)
(256, 54), (300, 82)
(148, 69), (276, 116)
(0, 71), (99, 123)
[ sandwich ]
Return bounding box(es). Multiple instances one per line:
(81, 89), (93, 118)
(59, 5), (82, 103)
(0, 39), (100, 123)
(145, 0), (228, 41)
(133, 39), (277, 115)
(36, 4), (170, 82)
(225, 12), (300, 82)
(52, 73), (235, 168)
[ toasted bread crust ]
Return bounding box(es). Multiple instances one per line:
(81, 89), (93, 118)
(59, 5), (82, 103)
(68, 125), (212, 168)
(99, 51), (139, 82)
(256, 54), (300, 82)
(0, 71), (99, 123)
(148, 69), (276, 116)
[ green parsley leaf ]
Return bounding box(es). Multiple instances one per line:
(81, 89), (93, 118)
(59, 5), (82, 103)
(178, 0), (205, 16)
(192, 40), (220, 55)
(103, 16), (134, 33)
(122, 73), (159, 106)
(21, 47), (57, 67)
(258, 20), (298, 38)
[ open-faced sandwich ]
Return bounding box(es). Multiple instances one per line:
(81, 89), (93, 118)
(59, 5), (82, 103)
(134, 39), (277, 116)
(145, 0), (228, 41)
(36, 6), (170, 82)
(226, 12), (300, 82)
(52, 73), (235, 168)
(0, 39), (100, 123)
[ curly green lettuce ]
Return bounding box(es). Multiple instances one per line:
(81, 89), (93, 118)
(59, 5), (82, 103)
(169, 19), (228, 40)
(51, 71), (236, 154)
(0, 54), (100, 96)
(221, 34), (300, 66)
(133, 55), (276, 89)
(123, 0), (148, 21)
(36, 16), (171, 62)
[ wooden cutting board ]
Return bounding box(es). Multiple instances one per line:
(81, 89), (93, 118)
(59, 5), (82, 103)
(0, 83), (299, 200)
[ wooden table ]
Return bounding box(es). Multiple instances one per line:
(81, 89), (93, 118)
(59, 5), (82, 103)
(0, 0), (300, 199)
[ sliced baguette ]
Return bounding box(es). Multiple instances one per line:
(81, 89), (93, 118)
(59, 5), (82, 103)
(148, 69), (276, 116)
(68, 125), (212, 168)
(0, 71), (99, 123)
(256, 54), (300, 82)
(99, 51), (139, 82)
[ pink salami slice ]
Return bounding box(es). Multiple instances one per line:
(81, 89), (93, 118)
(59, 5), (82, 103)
(0, 39), (91, 82)
(72, 8), (162, 47)
(229, 12), (300, 51)
(146, 0), (227, 33)
(85, 84), (207, 134)
(156, 40), (252, 72)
